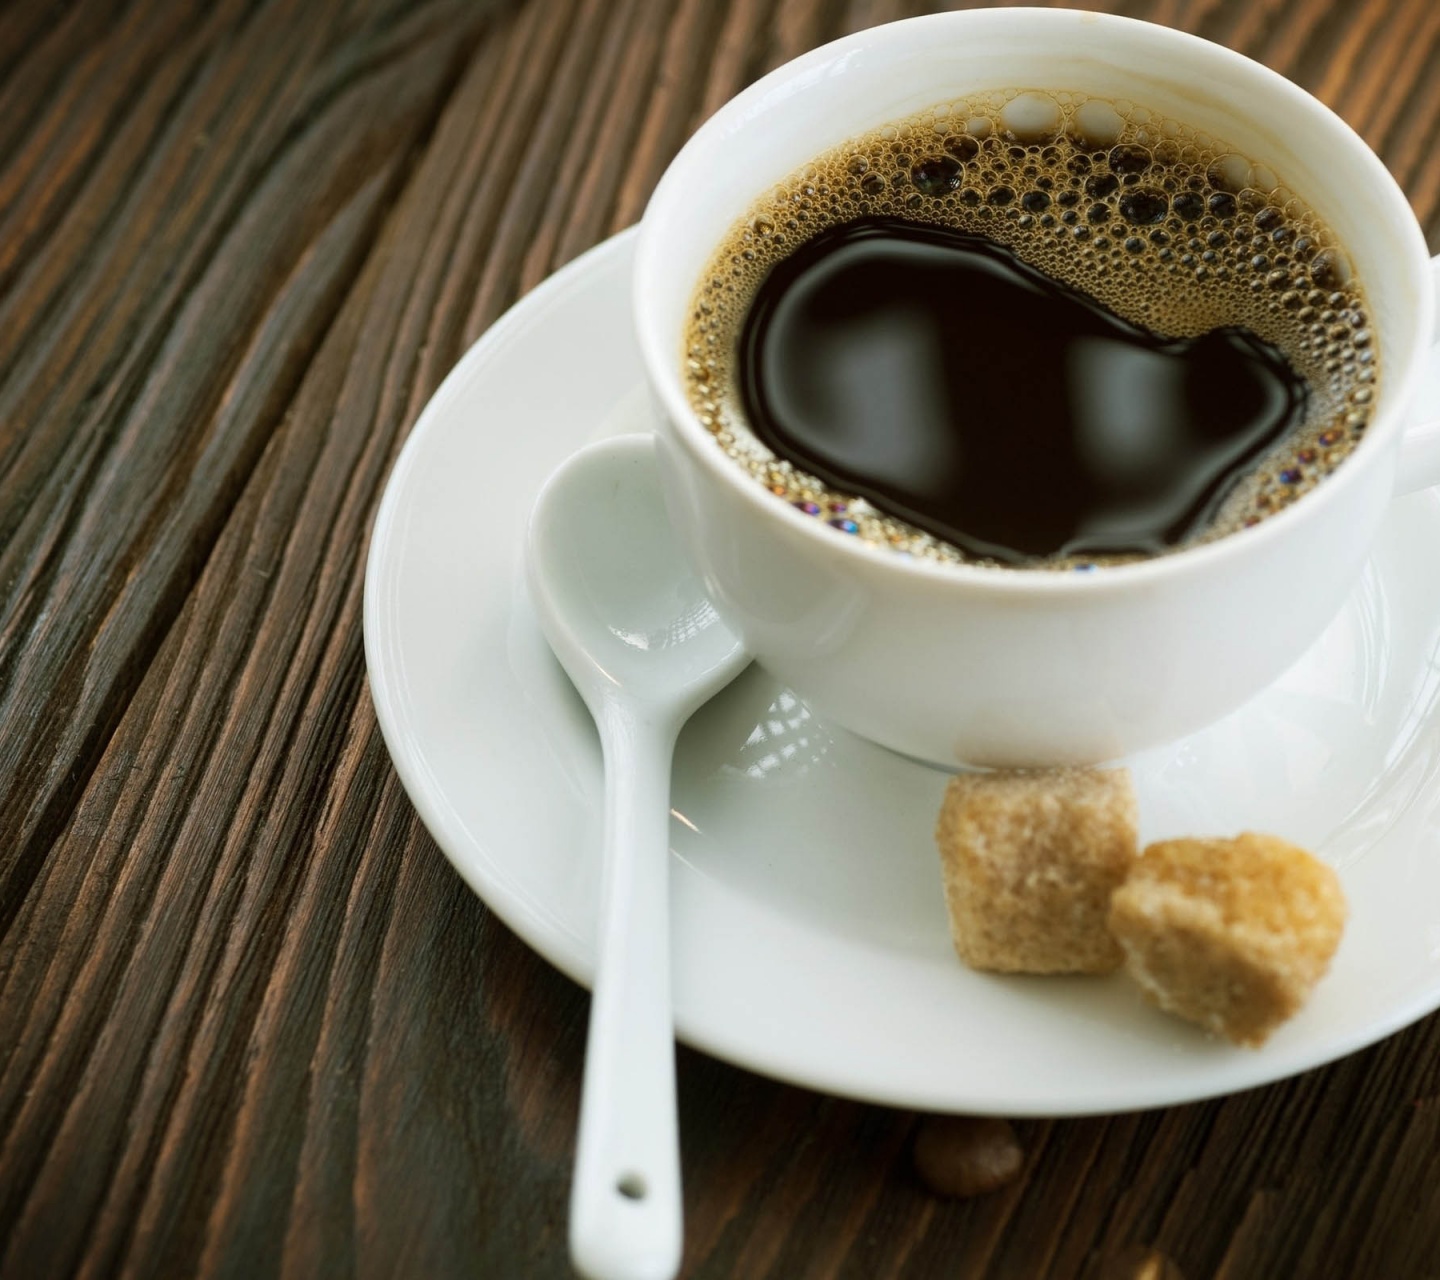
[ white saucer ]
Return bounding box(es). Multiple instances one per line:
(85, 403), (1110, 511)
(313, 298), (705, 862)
(364, 228), (1440, 1116)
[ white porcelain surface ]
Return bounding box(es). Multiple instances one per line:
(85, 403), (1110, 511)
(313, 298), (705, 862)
(365, 232), (1440, 1116)
(528, 437), (748, 1280)
(635, 9), (1438, 768)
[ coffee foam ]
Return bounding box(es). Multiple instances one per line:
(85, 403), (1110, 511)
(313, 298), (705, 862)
(682, 91), (1376, 569)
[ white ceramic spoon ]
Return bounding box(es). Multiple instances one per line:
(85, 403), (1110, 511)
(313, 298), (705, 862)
(526, 434), (750, 1280)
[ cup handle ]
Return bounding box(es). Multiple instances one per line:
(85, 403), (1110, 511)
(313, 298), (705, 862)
(1395, 254), (1440, 496)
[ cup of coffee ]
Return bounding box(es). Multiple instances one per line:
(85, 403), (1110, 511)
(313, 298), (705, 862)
(634, 8), (1440, 768)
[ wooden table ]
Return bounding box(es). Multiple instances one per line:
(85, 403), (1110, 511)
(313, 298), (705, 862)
(3, 1), (1438, 1276)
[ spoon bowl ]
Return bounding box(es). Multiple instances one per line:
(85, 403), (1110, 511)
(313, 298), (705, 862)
(529, 439), (747, 710)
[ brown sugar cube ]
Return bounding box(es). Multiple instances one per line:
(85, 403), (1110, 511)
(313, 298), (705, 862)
(1108, 833), (1346, 1047)
(934, 768), (1138, 974)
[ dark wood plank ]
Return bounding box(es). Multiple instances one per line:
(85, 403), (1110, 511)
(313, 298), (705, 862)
(0, 0), (501, 929)
(1, 1), (1439, 1277)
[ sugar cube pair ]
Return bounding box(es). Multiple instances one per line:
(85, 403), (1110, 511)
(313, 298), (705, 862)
(935, 769), (1346, 1046)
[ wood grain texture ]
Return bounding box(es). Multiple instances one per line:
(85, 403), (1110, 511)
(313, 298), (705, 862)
(1, 1), (1439, 1276)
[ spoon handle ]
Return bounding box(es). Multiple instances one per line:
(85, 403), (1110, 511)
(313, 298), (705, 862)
(569, 707), (684, 1280)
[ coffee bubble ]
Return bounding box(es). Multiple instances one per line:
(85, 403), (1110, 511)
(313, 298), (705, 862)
(944, 134), (980, 162)
(1109, 144), (1152, 175)
(1086, 172), (1120, 199)
(1172, 191), (1206, 222)
(1208, 154), (1253, 192)
(683, 91), (1374, 569)
(1311, 247), (1353, 289)
(1071, 99), (1125, 148)
(1120, 189), (1168, 224)
(1001, 92), (1062, 141)
(912, 156), (962, 194)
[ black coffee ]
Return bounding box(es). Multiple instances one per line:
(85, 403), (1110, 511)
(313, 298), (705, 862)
(738, 217), (1306, 564)
(684, 91), (1376, 568)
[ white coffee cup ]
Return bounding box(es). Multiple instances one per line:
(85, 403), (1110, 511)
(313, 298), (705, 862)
(634, 9), (1440, 768)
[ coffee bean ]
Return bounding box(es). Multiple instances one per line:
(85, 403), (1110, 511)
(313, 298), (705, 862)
(912, 1115), (1023, 1198)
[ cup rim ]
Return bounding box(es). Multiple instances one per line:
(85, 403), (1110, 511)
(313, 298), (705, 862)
(634, 8), (1434, 596)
